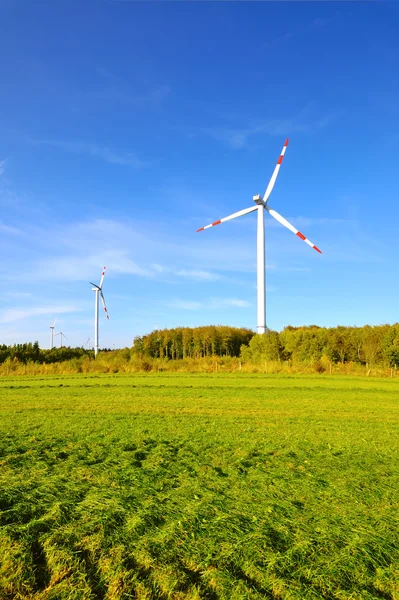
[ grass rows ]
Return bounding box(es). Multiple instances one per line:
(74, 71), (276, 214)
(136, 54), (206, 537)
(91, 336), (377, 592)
(1, 374), (398, 599)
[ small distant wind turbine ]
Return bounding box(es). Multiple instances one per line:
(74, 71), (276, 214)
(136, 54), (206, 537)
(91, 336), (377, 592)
(90, 266), (109, 357)
(86, 337), (91, 350)
(197, 140), (322, 334)
(49, 319), (56, 349)
(55, 331), (67, 348)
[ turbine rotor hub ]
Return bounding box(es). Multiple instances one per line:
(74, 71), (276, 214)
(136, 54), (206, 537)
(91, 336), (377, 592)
(253, 194), (264, 206)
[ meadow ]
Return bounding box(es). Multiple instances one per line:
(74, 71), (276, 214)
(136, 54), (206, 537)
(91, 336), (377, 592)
(0, 373), (398, 599)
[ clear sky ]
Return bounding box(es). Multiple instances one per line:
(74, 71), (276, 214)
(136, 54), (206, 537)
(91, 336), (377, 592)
(1, 1), (398, 349)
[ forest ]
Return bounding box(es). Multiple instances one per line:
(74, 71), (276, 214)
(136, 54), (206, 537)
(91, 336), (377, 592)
(1, 323), (399, 373)
(132, 323), (399, 367)
(133, 325), (254, 359)
(0, 342), (90, 365)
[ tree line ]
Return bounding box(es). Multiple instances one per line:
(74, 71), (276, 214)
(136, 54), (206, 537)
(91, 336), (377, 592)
(134, 323), (399, 367)
(132, 326), (254, 359)
(1, 323), (399, 368)
(0, 343), (91, 364)
(241, 324), (399, 367)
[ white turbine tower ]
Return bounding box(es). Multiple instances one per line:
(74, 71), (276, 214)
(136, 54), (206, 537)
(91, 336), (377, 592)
(197, 140), (322, 334)
(49, 319), (56, 349)
(90, 266), (109, 357)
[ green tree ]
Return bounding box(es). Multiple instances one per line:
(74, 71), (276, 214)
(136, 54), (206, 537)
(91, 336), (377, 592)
(382, 324), (399, 366)
(362, 325), (389, 366)
(241, 330), (283, 363)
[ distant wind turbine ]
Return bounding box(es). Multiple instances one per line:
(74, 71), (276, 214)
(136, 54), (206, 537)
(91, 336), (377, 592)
(49, 319), (56, 349)
(197, 140), (322, 334)
(55, 331), (67, 348)
(90, 266), (109, 357)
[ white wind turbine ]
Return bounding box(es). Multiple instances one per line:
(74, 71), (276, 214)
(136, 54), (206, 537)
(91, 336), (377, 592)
(90, 266), (109, 357)
(55, 331), (67, 347)
(197, 139), (322, 334)
(49, 319), (56, 349)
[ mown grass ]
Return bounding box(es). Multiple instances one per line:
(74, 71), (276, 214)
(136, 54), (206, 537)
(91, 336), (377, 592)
(0, 374), (398, 599)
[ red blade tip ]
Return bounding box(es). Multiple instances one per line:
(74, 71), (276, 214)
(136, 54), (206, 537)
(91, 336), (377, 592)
(314, 246), (322, 254)
(196, 227), (204, 232)
(285, 138), (289, 146)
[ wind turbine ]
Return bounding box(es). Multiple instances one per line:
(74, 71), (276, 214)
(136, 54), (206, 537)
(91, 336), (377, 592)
(55, 331), (67, 347)
(49, 319), (56, 349)
(196, 139), (322, 334)
(90, 266), (109, 357)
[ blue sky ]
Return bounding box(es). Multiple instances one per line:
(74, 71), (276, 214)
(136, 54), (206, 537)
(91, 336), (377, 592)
(1, 1), (399, 349)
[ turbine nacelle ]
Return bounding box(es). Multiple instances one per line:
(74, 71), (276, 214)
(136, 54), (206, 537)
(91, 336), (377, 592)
(253, 194), (265, 206)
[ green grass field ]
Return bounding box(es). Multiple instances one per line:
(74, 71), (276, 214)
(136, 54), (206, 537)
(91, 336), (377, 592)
(1, 373), (398, 599)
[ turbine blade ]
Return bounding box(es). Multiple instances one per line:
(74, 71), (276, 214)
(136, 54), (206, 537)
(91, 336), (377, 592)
(263, 139), (289, 203)
(90, 282), (100, 289)
(197, 206), (257, 232)
(99, 266), (106, 288)
(266, 206), (322, 254)
(100, 291), (110, 319)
